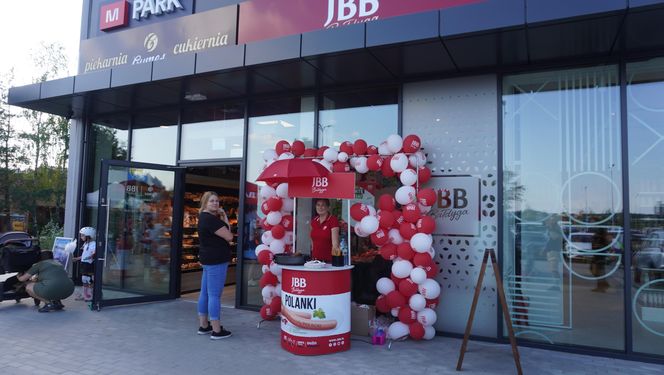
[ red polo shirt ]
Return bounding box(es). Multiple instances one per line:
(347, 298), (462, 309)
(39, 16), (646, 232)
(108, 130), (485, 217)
(310, 214), (339, 262)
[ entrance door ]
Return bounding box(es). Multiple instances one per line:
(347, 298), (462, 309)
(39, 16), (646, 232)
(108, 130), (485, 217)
(93, 160), (183, 309)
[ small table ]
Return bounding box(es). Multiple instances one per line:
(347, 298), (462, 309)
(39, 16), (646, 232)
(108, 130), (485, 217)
(280, 265), (354, 355)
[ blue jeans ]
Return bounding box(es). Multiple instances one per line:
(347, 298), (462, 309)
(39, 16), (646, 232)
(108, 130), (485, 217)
(197, 263), (229, 321)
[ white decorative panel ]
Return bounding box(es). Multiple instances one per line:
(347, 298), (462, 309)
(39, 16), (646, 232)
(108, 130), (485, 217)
(403, 75), (498, 337)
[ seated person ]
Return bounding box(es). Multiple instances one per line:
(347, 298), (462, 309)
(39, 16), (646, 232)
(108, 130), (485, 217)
(16, 251), (75, 312)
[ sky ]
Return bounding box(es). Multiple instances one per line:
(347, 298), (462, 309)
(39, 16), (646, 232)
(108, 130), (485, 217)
(0, 0), (83, 86)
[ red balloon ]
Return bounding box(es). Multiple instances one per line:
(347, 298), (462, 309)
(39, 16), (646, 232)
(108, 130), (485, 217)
(271, 225), (285, 240)
(353, 139), (368, 155)
(332, 161), (350, 172)
(266, 196), (283, 212)
(291, 140), (305, 156)
(402, 135), (422, 154)
(260, 201), (271, 215)
(398, 278), (419, 298)
(367, 154), (383, 171)
(409, 322), (425, 340)
(393, 212), (405, 227)
(260, 304), (277, 320)
(417, 166), (432, 184)
(280, 215), (293, 231)
(397, 242), (415, 260)
(275, 140), (291, 155)
(381, 157), (395, 177)
(339, 141), (354, 155)
(391, 274), (405, 286)
(371, 228), (390, 246)
(413, 252), (433, 267)
(425, 297), (440, 309)
(377, 210), (395, 229)
(417, 188), (436, 206)
(386, 290), (406, 309)
(258, 251), (274, 265)
(424, 262), (439, 278)
(304, 148), (317, 158)
(402, 203), (421, 223)
(366, 145), (378, 155)
(261, 218), (273, 231)
(379, 243), (397, 261)
(378, 194), (396, 211)
(399, 222), (417, 240)
(259, 271), (278, 288)
(376, 295), (390, 313)
(398, 306), (417, 324)
(316, 146), (329, 158)
(350, 203), (370, 221)
(416, 216), (435, 234)
(270, 296), (282, 314)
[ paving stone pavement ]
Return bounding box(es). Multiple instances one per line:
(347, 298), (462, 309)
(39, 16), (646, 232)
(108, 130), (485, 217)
(1, 294), (663, 375)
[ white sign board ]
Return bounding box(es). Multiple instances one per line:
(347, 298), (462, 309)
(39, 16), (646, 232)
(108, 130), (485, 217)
(429, 175), (480, 237)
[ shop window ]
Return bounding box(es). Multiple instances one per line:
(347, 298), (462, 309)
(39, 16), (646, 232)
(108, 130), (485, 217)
(318, 88), (398, 148)
(180, 102), (245, 160)
(503, 66), (624, 350)
(627, 57), (664, 357)
(131, 110), (179, 166)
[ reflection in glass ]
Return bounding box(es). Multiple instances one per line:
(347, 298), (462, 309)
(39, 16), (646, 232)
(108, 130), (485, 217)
(131, 110), (179, 165)
(318, 88), (398, 148)
(502, 66), (624, 350)
(181, 103), (245, 160)
(242, 96), (315, 306)
(627, 57), (664, 356)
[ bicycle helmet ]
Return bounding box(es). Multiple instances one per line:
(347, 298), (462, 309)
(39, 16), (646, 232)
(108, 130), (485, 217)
(79, 227), (96, 240)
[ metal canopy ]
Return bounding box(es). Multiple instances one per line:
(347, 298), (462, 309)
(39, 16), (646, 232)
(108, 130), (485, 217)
(8, 2), (664, 125)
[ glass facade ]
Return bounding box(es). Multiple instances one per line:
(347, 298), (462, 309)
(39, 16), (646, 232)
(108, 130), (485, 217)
(131, 110), (179, 165)
(180, 102), (245, 160)
(627, 57), (664, 357)
(502, 66), (625, 350)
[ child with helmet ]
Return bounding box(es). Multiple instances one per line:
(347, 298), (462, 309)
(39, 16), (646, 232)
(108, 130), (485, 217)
(73, 227), (96, 301)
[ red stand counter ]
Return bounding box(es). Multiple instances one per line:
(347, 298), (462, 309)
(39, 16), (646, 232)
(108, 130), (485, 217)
(280, 265), (354, 356)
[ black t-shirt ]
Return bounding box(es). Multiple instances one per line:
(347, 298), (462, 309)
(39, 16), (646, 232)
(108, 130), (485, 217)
(198, 212), (231, 265)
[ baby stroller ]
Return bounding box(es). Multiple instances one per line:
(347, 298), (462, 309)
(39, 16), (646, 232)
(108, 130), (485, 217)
(0, 231), (41, 305)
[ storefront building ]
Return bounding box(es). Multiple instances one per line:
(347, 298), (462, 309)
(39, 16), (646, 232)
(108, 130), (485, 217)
(8, 0), (664, 363)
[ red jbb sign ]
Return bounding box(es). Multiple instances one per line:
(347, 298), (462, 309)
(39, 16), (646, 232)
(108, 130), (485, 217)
(239, 0), (484, 44)
(100, 0), (130, 31)
(288, 173), (355, 199)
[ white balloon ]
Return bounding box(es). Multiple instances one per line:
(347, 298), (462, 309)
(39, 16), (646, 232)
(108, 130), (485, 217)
(260, 185), (277, 200)
(411, 233), (433, 253)
(410, 267), (427, 284)
(423, 325), (436, 340)
(367, 205), (376, 217)
(261, 285), (276, 299)
(263, 149), (277, 161)
(323, 148), (338, 162)
(261, 231), (274, 245)
(337, 152), (349, 162)
(409, 294), (426, 312)
(418, 203), (432, 214)
(378, 141), (391, 156)
(261, 265), (269, 274)
(417, 308), (437, 326)
(408, 151), (427, 168)
(388, 228), (403, 245)
(282, 197), (295, 212)
(283, 231), (294, 245)
(427, 247), (436, 259)
(319, 159), (333, 172)
(269, 239), (285, 254)
(386, 134), (403, 154)
(387, 321), (410, 340)
(278, 152), (295, 160)
(376, 277), (395, 295)
(395, 186), (416, 205)
(360, 215), (379, 234)
(354, 224), (369, 238)
(263, 296), (272, 305)
(269, 262), (282, 277)
(276, 183), (289, 198)
(266, 211), (283, 226)
(399, 168), (418, 186)
(392, 260), (413, 279)
(255, 244), (270, 257)
(274, 283), (282, 296)
(391, 307), (400, 318)
(390, 153), (409, 173)
(418, 279), (441, 299)
(354, 156), (368, 174)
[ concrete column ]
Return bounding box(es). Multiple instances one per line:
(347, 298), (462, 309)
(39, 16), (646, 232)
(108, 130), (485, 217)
(64, 118), (84, 238)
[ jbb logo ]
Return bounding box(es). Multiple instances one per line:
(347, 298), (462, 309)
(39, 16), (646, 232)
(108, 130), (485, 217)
(312, 177), (329, 188)
(439, 189), (468, 209)
(292, 278), (307, 288)
(324, 0), (380, 28)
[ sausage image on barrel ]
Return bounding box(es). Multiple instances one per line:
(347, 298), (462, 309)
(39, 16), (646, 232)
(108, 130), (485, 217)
(281, 307), (338, 330)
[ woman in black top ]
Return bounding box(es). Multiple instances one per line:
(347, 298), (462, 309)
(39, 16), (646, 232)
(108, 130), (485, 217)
(196, 191), (235, 340)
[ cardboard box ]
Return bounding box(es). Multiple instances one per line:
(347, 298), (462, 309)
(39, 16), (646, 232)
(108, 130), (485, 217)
(351, 303), (376, 336)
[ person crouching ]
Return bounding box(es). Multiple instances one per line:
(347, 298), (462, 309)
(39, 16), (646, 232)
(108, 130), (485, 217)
(17, 251), (75, 312)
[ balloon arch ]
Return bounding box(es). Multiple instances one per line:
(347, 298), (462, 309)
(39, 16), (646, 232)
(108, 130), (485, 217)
(254, 134), (441, 341)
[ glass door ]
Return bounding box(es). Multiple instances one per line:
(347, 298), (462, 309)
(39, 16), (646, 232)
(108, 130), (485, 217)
(92, 160), (183, 309)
